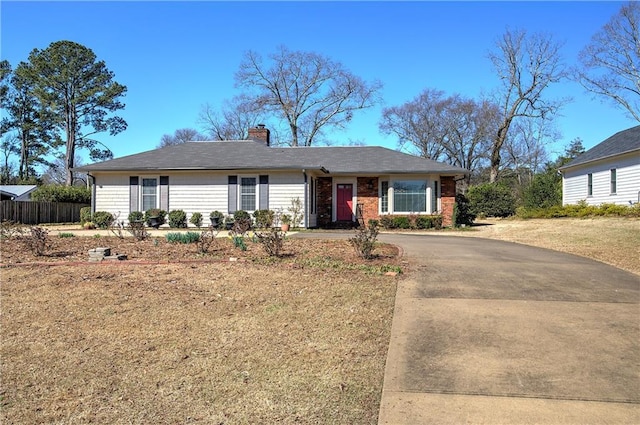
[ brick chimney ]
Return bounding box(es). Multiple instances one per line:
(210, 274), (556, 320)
(248, 124), (270, 146)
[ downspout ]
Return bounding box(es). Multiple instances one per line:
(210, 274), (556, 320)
(302, 169), (308, 229)
(87, 173), (96, 213)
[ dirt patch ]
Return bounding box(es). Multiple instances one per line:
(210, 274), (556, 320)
(1, 236), (400, 424)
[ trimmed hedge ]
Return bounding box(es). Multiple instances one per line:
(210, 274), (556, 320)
(31, 185), (91, 204)
(516, 202), (640, 219)
(379, 215), (443, 230)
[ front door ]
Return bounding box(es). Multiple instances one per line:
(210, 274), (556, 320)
(336, 184), (353, 221)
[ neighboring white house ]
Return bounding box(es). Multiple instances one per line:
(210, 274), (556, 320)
(75, 126), (469, 228)
(560, 126), (640, 206)
(0, 185), (38, 201)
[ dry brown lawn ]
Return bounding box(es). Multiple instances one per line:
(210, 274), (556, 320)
(1, 217), (638, 424)
(454, 217), (640, 276)
(1, 237), (400, 424)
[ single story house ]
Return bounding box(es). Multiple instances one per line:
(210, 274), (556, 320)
(0, 185), (38, 201)
(560, 125), (640, 206)
(75, 126), (469, 228)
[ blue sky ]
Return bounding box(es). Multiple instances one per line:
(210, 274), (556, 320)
(1, 1), (638, 166)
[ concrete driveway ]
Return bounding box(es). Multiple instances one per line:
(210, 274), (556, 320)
(376, 233), (640, 425)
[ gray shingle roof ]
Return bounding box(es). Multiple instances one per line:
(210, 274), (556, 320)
(76, 141), (469, 175)
(561, 125), (640, 170)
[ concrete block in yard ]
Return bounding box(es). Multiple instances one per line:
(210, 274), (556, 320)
(88, 247), (111, 256)
(104, 254), (127, 261)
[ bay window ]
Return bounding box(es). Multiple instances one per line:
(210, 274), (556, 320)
(393, 180), (427, 213)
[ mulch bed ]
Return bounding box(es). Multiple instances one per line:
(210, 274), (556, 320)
(0, 234), (402, 271)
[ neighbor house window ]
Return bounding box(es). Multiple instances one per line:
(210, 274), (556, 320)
(240, 177), (257, 211)
(610, 169), (617, 194)
(142, 178), (157, 211)
(380, 181), (389, 213)
(393, 180), (427, 212)
(587, 173), (593, 196)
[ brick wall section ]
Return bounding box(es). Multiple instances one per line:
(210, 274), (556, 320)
(357, 177), (379, 225)
(317, 177), (333, 227)
(441, 176), (456, 227)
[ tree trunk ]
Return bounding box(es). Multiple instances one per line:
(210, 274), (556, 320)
(65, 108), (76, 186)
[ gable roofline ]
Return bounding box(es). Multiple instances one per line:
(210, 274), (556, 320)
(560, 125), (640, 171)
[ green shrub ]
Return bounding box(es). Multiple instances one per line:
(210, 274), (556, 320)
(144, 209), (166, 226)
(168, 209), (187, 228)
(415, 215), (443, 229)
(58, 232), (75, 238)
(379, 215), (395, 229)
(128, 211), (144, 223)
(30, 185), (91, 204)
(253, 209), (275, 229)
(467, 183), (516, 218)
(233, 210), (251, 221)
(92, 211), (114, 229)
(80, 207), (92, 225)
(190, 212), (203, 228)
(392, 216), (411, 229)
(210, 211), (225, 228)
(522, 170), (562, 209)
(454, 193), (476, 227)
(166, 232), (201, 244)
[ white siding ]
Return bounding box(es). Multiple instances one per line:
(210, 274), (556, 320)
(167, 173), (228, 223)
(563, 152), (640, 205)
(268, 172), (306, 226)
(94, 173), (129, 220)
(93, 170), (308, 227)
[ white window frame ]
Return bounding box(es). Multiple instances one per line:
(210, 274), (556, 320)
(379, 177), (439, 215)
(140, 176), (160, 211)
(238, 175), (258, 212)
(391, 179), (429, 214)
(610, 169), (617, 195)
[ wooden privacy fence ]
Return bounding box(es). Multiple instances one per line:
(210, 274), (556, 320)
(0, 201), (89, 225)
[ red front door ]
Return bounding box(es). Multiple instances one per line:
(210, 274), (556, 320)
(336, 184), (353, 221)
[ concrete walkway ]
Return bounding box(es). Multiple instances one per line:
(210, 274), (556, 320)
(375, 233), (640, 425)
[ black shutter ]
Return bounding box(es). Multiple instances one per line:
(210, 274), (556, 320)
(160, 176), (169, 211)
(259, 175), (269, 210)
(129, 176), (139, 212)
(228, 176), (238, 214)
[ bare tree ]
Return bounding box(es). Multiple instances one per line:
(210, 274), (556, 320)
(0, 134), (19, 183)
(440, 97), (499, 182)
(42, 155), (87, 186)
(380, 89), (498, 185)
(235, 46), (382, 146)
(502, 118), (558, 186)
(198, 95), (265, 141)
(488, 28), (567, 182)
(158, 128), (206, 148)
(379, 88), (451, 160)
(575, 2), (640, 122)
